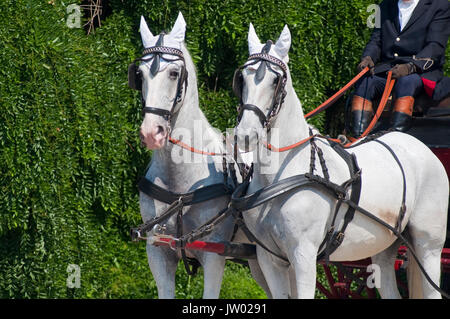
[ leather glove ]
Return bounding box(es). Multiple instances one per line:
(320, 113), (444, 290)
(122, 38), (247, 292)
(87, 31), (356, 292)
(357, 56), (375, 74)
(390, 63), (416, 79)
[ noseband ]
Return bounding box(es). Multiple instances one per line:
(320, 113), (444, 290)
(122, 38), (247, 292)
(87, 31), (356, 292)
(233, 42), (288, 130)
(128, 34), (189, 123)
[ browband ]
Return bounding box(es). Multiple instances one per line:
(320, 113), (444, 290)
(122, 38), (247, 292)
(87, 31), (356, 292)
(247, 53), (288, 74)
(142, 46), (184, 59)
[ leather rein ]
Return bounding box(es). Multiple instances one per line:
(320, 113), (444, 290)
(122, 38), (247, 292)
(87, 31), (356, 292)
(262, 67), (396, 152)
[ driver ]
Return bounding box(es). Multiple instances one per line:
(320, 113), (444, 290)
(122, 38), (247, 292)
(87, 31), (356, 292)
(350, 0), (450, 137)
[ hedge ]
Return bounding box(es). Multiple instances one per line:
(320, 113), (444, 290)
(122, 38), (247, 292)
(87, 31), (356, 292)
(0, 0), (448, 298)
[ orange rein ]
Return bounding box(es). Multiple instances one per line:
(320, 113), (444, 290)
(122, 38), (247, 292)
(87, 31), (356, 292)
(304, 67), (370, 119)
(264, 70), (395, 152)
(168, 136), (225, 156)
(263, 134), (317, 152)
(167, 68), (395, 155)
(344, 72), (395, 146)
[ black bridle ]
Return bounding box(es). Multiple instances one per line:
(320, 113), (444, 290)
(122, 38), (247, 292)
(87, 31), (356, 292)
(128, 33), (188, 123)
(233, 41), (288, 130)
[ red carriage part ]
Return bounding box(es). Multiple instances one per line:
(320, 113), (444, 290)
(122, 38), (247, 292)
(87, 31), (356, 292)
(394, 259), (404, 271)
(151, 235), (227, 254)
(442, 248), (450, 273)
(149, 234), (257, 259)
(316, 258), (377, 299)
(316, 246), (450, 299)
(431, 148), (450, 179)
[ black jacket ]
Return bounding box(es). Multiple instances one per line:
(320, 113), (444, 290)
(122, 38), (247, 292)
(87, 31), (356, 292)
(363, 0), (450, 99)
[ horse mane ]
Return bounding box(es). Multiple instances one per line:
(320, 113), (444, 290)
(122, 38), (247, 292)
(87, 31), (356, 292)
(177, 42), (225, 154)
(180, 42), (199, 98)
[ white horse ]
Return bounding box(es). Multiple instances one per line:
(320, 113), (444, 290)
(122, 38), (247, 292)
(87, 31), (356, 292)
(134, 13), (269, 299)
(234, 23), (449, 299)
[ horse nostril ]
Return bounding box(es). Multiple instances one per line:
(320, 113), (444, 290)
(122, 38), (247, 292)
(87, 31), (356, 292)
(156, 125), (165, 135)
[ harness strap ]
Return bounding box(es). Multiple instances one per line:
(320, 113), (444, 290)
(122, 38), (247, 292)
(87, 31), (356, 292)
(138, 177), (231, 205)
(130, 197), (184, 241)
(131, 178), (232, 244)
(372, 139), (407, 233)
(316, 142), (362, 262)
(263, 134), (316, 153)
(142, 106), (172, 121)
(310, 135), (330, 180)
(178, 205), (234, 244)
(228, 162), (239, 191)
(239, 104), (269, 127)
(176, 208), (200, 276)
(231, 174), (346, 212)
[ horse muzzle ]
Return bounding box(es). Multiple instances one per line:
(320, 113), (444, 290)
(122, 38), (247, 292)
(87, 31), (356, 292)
(140, 124), (169, 150)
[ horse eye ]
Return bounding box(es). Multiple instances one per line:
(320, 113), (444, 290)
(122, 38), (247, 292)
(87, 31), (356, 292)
(170, 70), (179, 78)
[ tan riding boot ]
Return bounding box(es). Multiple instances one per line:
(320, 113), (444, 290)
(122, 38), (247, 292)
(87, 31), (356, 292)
(391, 96), (414, 132)
(351, 95), (373, 138)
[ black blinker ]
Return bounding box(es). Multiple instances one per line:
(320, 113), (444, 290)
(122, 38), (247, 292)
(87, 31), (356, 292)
(128, 63), (142, 90)
(150, 34), (165, 76)
(255, 61), (266, 82)
(255, 40), (273, 82)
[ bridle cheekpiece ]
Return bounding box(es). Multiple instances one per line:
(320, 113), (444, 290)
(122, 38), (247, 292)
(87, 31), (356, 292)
(234, 42), (288, 130)
(128, 33), (189, 124)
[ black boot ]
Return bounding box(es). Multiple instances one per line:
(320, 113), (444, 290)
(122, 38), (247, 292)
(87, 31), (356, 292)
(351, 110), (374, 137)
(350, 96), (373, 138)
(391, 96), (414, 132)
(390, 112), (412, 132)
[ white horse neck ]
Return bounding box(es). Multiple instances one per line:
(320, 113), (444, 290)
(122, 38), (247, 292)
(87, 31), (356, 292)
(255, 76), (312, 181)
(272, 78), (310, 143)
(150, 44), (224, 189)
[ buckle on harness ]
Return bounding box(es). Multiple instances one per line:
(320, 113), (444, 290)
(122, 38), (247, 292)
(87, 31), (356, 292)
(130, 228), (142, 242)
(334, 232), (345, 245)
(130, 228), (149, 242)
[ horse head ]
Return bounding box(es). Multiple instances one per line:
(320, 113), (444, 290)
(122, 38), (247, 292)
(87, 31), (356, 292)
(234, 23), (292, 152)
(129, 12), (188, 150)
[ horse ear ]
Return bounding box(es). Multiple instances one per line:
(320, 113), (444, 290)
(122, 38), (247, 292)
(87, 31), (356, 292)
(169, 12), (186, 43)
(248, 23), (263, 55)
(140, 16), (156, 48)
(274, 24), (291, 62)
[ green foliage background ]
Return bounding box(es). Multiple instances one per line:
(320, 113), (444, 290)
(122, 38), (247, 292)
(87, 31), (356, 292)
(0, 0), (448, 298)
